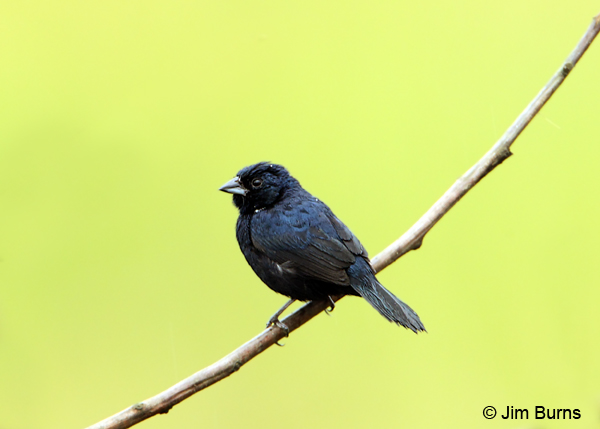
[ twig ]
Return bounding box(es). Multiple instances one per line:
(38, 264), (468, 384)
(85, 13), (600, 429)
(372, 13), (600, 269)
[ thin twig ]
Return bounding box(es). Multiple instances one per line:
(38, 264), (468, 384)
(372, 13), (600, 269)
(85, 13), (600, 429)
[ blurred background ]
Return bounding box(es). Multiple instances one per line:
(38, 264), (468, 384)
(1, 1), (599, 428)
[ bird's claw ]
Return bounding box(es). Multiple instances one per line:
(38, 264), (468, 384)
(274, 319), (290, 337)
(266, 318), (289, 346)
(324, 296), (336, 315)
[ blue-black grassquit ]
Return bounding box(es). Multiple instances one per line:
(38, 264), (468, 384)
(220, 162), (425, 333)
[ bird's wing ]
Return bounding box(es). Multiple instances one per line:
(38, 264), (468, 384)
(250, 201), (367, 286)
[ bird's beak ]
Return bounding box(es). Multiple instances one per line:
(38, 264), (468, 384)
(219, 176), (247, 196)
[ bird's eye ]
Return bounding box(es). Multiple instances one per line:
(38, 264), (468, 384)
(251, 178), (263, 188)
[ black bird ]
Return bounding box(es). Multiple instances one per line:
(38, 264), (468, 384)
(219, 162), (425, 333)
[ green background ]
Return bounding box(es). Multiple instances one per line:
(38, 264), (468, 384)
(1, 1), (599, 428)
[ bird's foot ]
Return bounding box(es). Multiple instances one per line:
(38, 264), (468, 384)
(266, 317), (290, 346)
(266, 316), (289, 334)
(265, 298), (295, 345)
(324, 296), (336, 315)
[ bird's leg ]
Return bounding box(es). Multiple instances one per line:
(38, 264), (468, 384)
(266, 298), (295, 333)
(324, 296), (336, 315)
(266, 299), (295, 346)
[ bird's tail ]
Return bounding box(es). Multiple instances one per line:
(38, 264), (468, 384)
(349, 262), (425, 333)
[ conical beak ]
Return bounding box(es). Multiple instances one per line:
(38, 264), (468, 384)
(219, 176), (247, 196)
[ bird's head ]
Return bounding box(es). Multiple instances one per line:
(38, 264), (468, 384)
(219, 162), (298, 214)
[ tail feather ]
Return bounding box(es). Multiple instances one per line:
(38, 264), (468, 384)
(351, 275), (426, 333)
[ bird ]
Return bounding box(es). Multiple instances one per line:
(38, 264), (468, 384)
(219, 162), (425, 334)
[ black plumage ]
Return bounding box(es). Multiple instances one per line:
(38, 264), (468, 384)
(219, 162), (425, 333)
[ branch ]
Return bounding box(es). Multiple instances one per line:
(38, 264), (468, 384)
(85, 13), (600, 429)
(372, 12), (600, 269)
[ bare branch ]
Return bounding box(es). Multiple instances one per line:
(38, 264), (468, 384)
(85, 12), (600, 429)
(372, 13), (600, 269)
